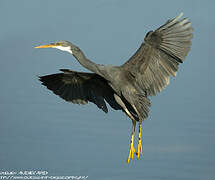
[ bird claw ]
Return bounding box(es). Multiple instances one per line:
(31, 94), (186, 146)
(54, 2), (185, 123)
(137, 139), (143, 159)
(127, 143), (137, 164)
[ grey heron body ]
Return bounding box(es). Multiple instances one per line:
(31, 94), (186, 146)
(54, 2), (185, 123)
(35, 13), (193, 163)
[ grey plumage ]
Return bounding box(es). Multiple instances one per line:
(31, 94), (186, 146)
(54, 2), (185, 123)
(37, 13), (193, 163)
(123, 12), (193, 97)
(39, 13), (193, 121)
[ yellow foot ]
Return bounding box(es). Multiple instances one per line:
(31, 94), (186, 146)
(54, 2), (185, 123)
(137, 139), (143, 159)
(127, 144), (137, 164)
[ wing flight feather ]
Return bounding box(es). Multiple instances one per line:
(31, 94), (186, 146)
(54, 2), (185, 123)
(122, 13), (193, 96)
(39, 69), (122, 113)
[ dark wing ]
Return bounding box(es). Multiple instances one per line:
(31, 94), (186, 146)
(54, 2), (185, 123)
(122, 13), (193, 96)
(39, 69), (122, 113)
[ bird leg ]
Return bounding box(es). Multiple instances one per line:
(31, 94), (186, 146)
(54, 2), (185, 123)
(130, 104), (143, 160)
(113, 94), (138, 163)
(137, 120), (143, 159)
(127, 120), (137, 164)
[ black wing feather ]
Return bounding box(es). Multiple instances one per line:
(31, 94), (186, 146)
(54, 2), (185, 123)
(39, 69), (122, 113)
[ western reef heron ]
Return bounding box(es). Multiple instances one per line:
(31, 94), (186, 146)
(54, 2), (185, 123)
(35, 13), (193, 163)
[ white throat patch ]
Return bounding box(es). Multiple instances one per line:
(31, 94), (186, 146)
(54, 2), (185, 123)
(54, 46), (73, 54)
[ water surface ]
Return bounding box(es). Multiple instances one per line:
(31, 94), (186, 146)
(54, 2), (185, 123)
(0, 0), (214, 179)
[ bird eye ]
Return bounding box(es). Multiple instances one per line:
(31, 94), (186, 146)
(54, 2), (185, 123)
(56, 42), (62, 46)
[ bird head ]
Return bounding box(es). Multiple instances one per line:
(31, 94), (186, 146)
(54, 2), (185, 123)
(35, 40), (79, 54)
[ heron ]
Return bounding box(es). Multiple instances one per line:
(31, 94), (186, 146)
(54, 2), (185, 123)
(35, 13), (193, 163)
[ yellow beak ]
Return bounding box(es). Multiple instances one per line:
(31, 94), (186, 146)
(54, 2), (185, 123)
(34, 44), (57, 48)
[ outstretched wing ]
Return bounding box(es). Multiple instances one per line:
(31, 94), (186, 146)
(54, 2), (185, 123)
(122, 13), (193, 96)
(39, 69), (122, 113)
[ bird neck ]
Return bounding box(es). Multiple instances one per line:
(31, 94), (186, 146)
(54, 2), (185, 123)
(73, 49), (100, 74)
